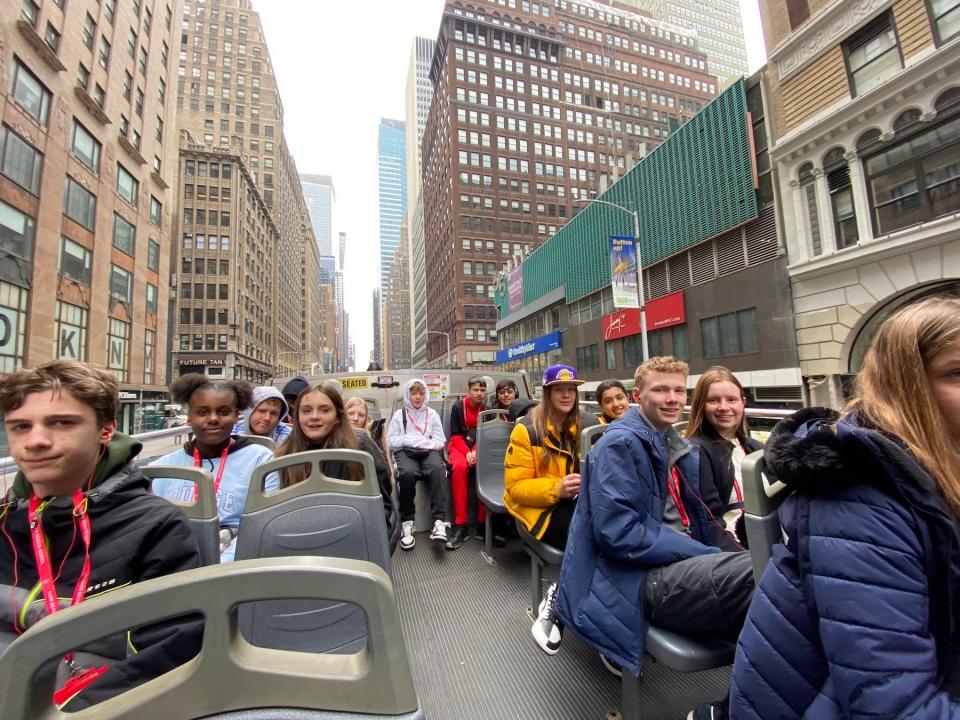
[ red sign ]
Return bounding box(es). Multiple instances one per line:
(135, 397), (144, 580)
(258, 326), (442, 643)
(602, 291), (685, 340)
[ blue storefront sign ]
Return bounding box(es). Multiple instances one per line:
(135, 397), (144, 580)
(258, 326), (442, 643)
(496, 331), (561, 364)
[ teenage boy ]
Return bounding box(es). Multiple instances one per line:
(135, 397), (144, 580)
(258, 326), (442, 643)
(235, 385), (292, 446)
(0, 361), (201, 710)
(555, 357), (752, 681)
(386, 378), (448, 550)
(446, 376), (486, 550)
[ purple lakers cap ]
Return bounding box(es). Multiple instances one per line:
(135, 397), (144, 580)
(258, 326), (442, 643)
(542, 364), (584, 387)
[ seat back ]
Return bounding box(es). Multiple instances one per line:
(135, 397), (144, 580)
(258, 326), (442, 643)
(238, 434), (276, 452)
(360, 397), (382, 421)
(235, 450), (391, 654)
(0, 557), (424, 720)
(579, 423), (610, 461)
(740, 449), (791, 583)
(672, 420), (689, 434)
(141, 465), (220, 566)
(475, 409), (512, 514)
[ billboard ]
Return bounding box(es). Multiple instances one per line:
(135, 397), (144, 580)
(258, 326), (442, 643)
(507, 266), (524, 314)
(609, 236), (639, 308)
(601, 291), (686, 340)
(496, 331), (561, 364)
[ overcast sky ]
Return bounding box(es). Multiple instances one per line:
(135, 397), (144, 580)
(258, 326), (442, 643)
(257, 1), (767, 368)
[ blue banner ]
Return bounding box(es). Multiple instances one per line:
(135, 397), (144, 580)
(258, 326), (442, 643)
(609, 235), (640, 309)
(496, 331), (561, 364)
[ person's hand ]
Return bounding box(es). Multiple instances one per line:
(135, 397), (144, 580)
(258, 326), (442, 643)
(558, 473), (581, 499)
(466, 449), (477, 466)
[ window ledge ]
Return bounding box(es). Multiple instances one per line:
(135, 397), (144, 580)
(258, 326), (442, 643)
(117, 133), (146, 165)
(151, 170), (169, 189)
(17, 20), (66, 72)
(73, 86), (110, 125)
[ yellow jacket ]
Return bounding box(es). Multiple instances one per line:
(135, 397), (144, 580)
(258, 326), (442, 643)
(503, 412), (597, 539)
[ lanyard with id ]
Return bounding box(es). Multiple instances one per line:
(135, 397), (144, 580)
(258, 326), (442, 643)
(192, 441), (231, 501)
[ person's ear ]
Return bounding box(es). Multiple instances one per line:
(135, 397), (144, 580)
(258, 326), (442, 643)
(632, 388), (642, 404)
(101, 419), (117, 445)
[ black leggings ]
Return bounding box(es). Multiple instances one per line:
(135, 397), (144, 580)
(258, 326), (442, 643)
(539, 499), (577, 551)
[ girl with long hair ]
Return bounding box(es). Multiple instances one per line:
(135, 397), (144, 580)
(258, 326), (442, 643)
(686, 367), (762, 544)
(729, 296), (960, 718)
(596, 379), (630, 424)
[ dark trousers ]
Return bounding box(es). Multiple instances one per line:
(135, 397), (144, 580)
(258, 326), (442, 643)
(539, 499), (577, 551)
(395, 449), (447, 523)
(642, 551), (754, 640)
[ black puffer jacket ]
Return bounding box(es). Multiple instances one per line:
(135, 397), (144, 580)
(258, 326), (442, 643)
(0, 434), (202, 710)
(688, 423), (762, 532)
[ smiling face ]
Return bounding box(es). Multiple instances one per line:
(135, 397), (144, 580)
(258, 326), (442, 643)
(599, 386), (629, 421)
(634, 371), (687, 431)
(298, 389), (339, 443)
(929, 342), (960, 443)
(497, 385), (517, 408)
(248, 398), (283, 436)
(4, 389), (115, 497)
(549, 383), (578, 417)
(702, 380), (745, 440)
(346, 402), (368, 429)
(188, 388), (238, 449)
(409, 384), (426, 409)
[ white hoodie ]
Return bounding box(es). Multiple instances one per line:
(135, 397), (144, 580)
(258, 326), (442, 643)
(386, 378), (445, 452)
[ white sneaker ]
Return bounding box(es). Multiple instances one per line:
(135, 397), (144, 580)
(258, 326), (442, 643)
(399, 521), (415, 551)
(429, 519), (448, 542)
(531, 582), (562, 655)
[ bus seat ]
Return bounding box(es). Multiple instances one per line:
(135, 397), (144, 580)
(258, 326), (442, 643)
(235, 450), (392, 654)
(516, 521), (564, 613)
(474, 409), (511, 562)
(741, 448), (790, 583)
(579, 423), (609, 458)
(141, 465), (220, 567)
(238, 434), (276, 452)
(0, 557), (424, 720)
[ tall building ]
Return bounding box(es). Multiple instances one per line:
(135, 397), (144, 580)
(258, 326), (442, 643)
(405, 37), (435, 367)
(422, 0), (716, 367)
(299, 173), (334, 255)
(0, 0), (182, 433)
(174, 0), (314, 378)
(335, 231), (350, 371)
(627, 0), (749, 85)
(371, 288), (383, 369)
(377, 118), (406, 295)
(318, 283), (337, 372)
(385, 222), (412, 369)
(760, 0), (960, 408)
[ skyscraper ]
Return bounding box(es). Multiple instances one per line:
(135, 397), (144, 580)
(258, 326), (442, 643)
(300, 173), (334, 255)
(377, 118), (407, 295)
(372, 289), (383, 369)
(335, 231), (350, 371)
(385, 222), (412, 369)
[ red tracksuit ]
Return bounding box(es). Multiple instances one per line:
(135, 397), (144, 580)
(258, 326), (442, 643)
(447, 398), (484, 527)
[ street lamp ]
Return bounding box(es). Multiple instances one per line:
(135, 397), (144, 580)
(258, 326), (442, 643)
(426, 330), (452, 369)
(573, 197), (649, 362)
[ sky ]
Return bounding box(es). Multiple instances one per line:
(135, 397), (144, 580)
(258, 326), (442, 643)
(257, 1), (768, 368)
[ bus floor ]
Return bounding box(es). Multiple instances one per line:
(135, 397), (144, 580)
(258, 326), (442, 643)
(393, 534), (731, 720)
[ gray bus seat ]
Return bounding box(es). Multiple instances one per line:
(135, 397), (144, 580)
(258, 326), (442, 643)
(141, 465), (220, 566)
(238, 434), (276, 452)
(516, 520), (564, 613)
(235, 450), (392, 655)
(741, 449), (789, 583)
(0, 557), (424, 720)
(474, 409), (512, 562)
(579, 423), (609, 458)
(360, 397), (381, 422)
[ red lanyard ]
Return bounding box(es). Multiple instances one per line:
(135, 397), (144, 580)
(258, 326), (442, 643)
(193, 441), (231, 501)
(28, 491), (108, 705)
(406, 410), (428, 436)
(666, 466), (691, 533)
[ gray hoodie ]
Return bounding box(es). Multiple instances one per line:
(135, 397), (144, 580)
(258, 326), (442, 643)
(234, 385), (292, 444)
(386, 378), (445, 452)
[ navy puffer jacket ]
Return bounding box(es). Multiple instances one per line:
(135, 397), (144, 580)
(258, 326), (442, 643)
(730, 408), (960, 719)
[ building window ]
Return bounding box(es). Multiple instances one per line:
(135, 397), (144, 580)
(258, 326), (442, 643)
(866, 114), (960, 236)
(146, 282), (157, 314)
(0, 281), (29, 372)
(844, 12), (902, 97)
(150, 196), (162, 226)
(147, 238), (160, 271)
(823, 147), (859, 249)
(55, 301), (87, 360)
(0, 200), (35, 277)
(701, 308), (758, 358)
(44, 23), (61, 54)
(82, 13), (96, 49)
(116, 163), (138, 206)
(144, 329), (155, 384)
(58, 236), (91, 284)
(798, 162), (822, 256)
(64, 177), (96, 230)
(785, 0), (810, 29)
(21, 0), (39, 26)
(605, 342), (616, 370)
(112, 213), (135, 256)
(576, 343), (600, 372)
(70, 120), (100, 173)
(929, 0), (960, 44)
(0, 126), (43, 195)
(107, 318), (130, 382)
(10, 59), (51, 126)
(109, 264), (132, 305)
(98, 36), (111, 70)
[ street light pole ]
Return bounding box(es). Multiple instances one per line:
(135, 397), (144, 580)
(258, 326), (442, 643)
(573, 198), (649, 361)
(426, 330), (451, 369)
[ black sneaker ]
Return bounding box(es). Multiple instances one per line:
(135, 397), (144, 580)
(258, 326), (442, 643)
(687, 698), (729, 720)
(474, 524), (506, 547)
(531, 582), (562, 655)
(445, 524), (469, 550)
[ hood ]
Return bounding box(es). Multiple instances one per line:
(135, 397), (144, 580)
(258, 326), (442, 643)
(403, 378), (431, 411)
(12, 433), (143, 500)
(280, 376), (310, 402)
(249, 385), (290, 422)
(507, 398), (537, 422)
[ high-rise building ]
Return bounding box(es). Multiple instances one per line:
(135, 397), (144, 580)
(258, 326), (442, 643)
(422, 0), (716, 367)
(626, 0), (749, 85)
(385, 222), (412, 369)
(174, 0), (315, 378)
(300, 172), (334, 256)
(377, 118), (406, 295)
(318, 283), (337, 373)
(335, 231), (350, 371)
(371, 289), (383, 369)
(405, 37), (435, 367)
(0, 0), (182, 433)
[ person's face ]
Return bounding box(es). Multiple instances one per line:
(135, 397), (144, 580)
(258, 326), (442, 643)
(702, 380), (745, 439)
(189, 389), (238, 447)
(600, 387), (629, 421)
(468, 383), (486, 406)
(497, 385), (517, 408)
(549, 384), (578, 416)
(409, 385), (426, 408)
(4, 389), (115, 496)
(248, 398), (283, 436)
(298, 390), (339, 442)
(346, 403), (368, 429)
(634, 371), (687, 431)
(929, 342), (960, 443)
